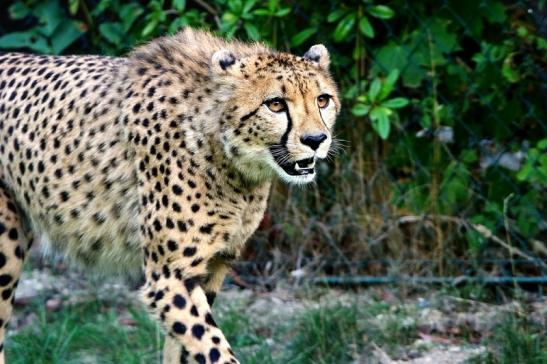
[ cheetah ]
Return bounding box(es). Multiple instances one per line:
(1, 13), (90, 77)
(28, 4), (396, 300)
(0, 28), (339, 363)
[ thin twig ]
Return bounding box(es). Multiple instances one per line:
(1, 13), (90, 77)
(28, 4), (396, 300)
(371, 342), (395, 364)
(471, 223), (543, 266)
(394, 214), (545, 267)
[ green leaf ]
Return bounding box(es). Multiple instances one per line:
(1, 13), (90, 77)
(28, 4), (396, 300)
(222, 12), (239, 26)
(480, 0), (506, 23)
(359, 16), (374, 38)
(243, 0), (256, 13)
(148, 0), (163, 13)
(253, 9), (270, 16)
(290, 28), (316, 47)
(378, 69), (400, 99)
(351, 103), (371, 116)
(100, 22), (125, 45)
(368, 78), (381, 102)
(368, 5), (394, 19)
(421, 114), (432, 129)
(502, 54), (519, 83)
(382, 97), (409, 109)
(333, 13), (356, 42)
(370, 107), (392, 139)
(173, 0), (186, 11)
(0, 31), (50, 53)
(377, 114), (390, 139)
(169, 17), (187, 34)
(120, 3), (144, 32)
(227, 0), (243, 13)
(51, 20), (85, 54)
(327, 9), (345, 23)
(427, 18), (460, 56)
(9, 2), (30, 20)
(92, 0), (111, 16)
(372, 41), (427, 87)
(384, 69), (400, 87)
(34, 0), (64, 37)
(370, 106), (393, 120)
(461, 150), (478, 163)
(69, 0), (79, 15)
(466, 229), (486, 255)
(141, 19), (159, 37)
(275, 7), (291, 17)
(517, 26), (528, 38)
(244, 23), (260, 40)
(535, 37), (545, 51)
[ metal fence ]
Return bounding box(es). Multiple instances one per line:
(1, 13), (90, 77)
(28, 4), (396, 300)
(240, 1), (547, 288)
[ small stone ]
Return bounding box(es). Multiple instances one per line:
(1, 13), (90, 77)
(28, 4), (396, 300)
(46, 297), (62, 311)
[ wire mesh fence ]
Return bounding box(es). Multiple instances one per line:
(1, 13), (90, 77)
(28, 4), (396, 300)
(240, 0), (547, 286)
(0, 0), (545, 286)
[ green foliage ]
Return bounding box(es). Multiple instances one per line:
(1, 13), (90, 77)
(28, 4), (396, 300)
(0, 0), (544, 273)
(517, 139), (547, 185)
(0, 0), (85, 54)
(351, 69), (409, 139)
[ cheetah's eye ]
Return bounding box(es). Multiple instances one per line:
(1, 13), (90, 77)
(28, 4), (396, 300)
(317, 94), (331, 109)
(264, 98), (286, 113)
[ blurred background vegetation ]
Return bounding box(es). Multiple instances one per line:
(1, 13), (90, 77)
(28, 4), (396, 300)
(0, 0), (545, 284)
(1, 1), (546, 363)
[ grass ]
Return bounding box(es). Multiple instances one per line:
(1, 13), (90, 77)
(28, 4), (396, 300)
(6, 286), (545, 364)
(216, 305), (275, 364)
(6, 295), (393, 364)
(467, 315), (547, 364)
(287, 304), (361, 364)
(7, 301), (161, 364)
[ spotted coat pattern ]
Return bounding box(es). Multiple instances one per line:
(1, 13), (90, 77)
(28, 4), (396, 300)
(0, 28), (339, 364)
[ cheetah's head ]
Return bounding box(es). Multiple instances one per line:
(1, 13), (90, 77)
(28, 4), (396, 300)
(211, 45), (340, 185)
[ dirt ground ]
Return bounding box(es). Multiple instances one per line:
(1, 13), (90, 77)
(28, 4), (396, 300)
(10, 264), (547, 364)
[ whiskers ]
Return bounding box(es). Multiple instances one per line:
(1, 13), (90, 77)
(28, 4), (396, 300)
(269, 144), (292, 165)
(327, 135), (349, 162)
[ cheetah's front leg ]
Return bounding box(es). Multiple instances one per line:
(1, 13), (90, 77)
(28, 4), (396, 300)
(161, 260), (233, 363)
(143, 266), (237, 364)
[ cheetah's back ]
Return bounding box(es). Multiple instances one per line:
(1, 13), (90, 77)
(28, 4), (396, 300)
(0, 53), (142, 274)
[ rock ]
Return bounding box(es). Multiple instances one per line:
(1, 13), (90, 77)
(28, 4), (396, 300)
(46, 297), (62, 311)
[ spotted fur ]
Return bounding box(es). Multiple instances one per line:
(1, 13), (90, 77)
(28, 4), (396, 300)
(0, 28), (339, 363)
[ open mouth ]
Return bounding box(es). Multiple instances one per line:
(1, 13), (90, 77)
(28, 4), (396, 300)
(276, 157), (315, 176)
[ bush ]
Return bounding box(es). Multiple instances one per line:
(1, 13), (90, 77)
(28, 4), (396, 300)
(1, 0), (545, 278)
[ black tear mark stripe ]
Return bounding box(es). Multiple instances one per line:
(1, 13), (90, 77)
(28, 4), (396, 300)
(280, 105), (293, 146)
(239, 106), (260, 122)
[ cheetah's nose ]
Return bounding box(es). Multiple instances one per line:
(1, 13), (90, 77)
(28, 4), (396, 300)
(300, 133), (327, 151)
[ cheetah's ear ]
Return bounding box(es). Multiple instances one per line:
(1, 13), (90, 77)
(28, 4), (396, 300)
(211, 49), (238, 76)
(303, 44), (330, 70)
